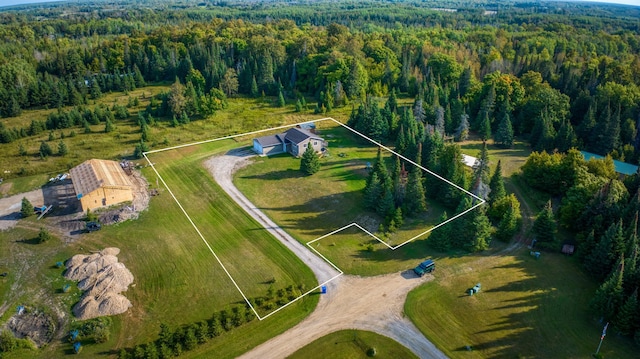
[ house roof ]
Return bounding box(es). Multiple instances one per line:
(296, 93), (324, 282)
(69, 159), (133, 196)
(580, 151), (639, 176)
(284, 127), (323, 144)
(254, 134), (285, 147)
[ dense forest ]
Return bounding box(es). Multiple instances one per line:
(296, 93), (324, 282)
(2, 0), (640, 351)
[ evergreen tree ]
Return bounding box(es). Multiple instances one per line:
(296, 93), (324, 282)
(386, 88), (397, 113)
(377, 184), (395, 219)
(250, 76), (259, 98)
(21, 197), (33, 218)
(614, 289), (638, 336)
(455, 113), (470, 142)
(555, 118), (577, 152)
(295, 99), (303, 112)
(403, 162), (427, 216)
(488, 160), (506, 205)
(590, 258), (624, 321)
(39, 141), (52, 158)
(364, 172), (383, 210)
(584, 229), (615, 281)
(469, 207), (492, 252)
(495, 112), (514, 148)
(277, 90), (285, 107)
(494, 194), (522, 241)
(478, 110), (491, 141)
(57, 140), (67, 156)
(18, 143), (27, 156)
(105, 118), (114, 133)
(300, 143), (320, 175)
(413, 99), (425, 123)
(533, 200), (557, 250)
(434, 106), (445, 136)
(429, 212), (451, 251)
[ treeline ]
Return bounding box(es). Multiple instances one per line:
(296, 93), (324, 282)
(117, 283), (305, 358)
(2, 1), (640, 163)
(522, 149), (640, 343)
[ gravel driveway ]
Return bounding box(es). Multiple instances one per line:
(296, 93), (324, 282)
(203, 149), (448, 359)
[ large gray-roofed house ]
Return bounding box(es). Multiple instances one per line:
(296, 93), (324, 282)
(253, 126), (326, 157)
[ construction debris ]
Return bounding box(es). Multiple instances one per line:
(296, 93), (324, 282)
(64, 247), (134, 320)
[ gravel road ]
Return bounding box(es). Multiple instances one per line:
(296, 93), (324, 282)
(203, 149), (448, 359)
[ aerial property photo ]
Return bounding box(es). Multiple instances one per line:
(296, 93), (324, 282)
(1, 0), (640, 358)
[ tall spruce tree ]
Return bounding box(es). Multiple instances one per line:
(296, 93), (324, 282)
(300, 143), (320, 175)
(533, 200), (557, 250)
(429, 212), (451, 251)
(488, 160), (506, 205)
(614, 289), (638, 336)
(590, 258), (624, 321)
(495, 112), (514, 148)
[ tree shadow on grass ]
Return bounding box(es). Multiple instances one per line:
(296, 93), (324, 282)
(240, 168), (306, 181)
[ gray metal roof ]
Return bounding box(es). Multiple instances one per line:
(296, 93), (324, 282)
(255, 134), (285, 147)
(284, 127), (323, 144)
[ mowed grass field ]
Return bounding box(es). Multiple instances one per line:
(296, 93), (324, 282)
(146, 138), (318, 317)
(405, 248), (638, 358)
(287, 329), (419, 359)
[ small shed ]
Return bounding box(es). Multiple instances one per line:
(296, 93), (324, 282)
(561, 244), (575, 255)
(69, 159), (133, 211)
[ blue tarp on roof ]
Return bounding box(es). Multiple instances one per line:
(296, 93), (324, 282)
(580, 151), (639, 176)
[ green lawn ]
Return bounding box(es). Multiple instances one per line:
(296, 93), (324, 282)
(287, 330), (419, 359)
(234, 122), (455, 275)
(405, 248), (637, 358)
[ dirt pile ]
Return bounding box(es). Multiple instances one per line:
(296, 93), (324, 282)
(64, 247), (134, 320)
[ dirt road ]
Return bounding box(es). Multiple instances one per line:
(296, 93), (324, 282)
(204, 149), (447, 359)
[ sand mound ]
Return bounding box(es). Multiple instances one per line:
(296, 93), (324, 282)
(64, 247), (134, 320)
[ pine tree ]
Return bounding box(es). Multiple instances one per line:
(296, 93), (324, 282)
(495, 112), (514, 148)
(590, 258), (624, 321)
(105, 118), (114, 133)
(39, 141), (52, 158)
(250, 76), (259, 98)
(455, 113), (470, 142)
(377, 184), (395, 219)
(469, 207), (492, 252)
(614, 289), (638, 336)
(494, 194), (522, 241)
(488, 160), (506, 205)
(533, 200), (557, 250)
(21, 197), (33, 218)
(478, 110), (491, 141)
(434, 106), (445, 136)
(300, 143), (320, 175)
(277, 90), (285, 107)
(403, 163), (427, 216)
(429, 212), (451, 251)
(364, 172), (383, 210)
(584, 229), (615, 281)
(18, 143), (27, 156)
(295, 99), (303, 112)
(555, 118), (577, 152)
(57, 140), (67, 156)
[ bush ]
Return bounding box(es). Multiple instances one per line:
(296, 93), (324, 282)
(367, 347), (377, 357)
(37, 227), (52, 243)
(21, 197), (33, 218)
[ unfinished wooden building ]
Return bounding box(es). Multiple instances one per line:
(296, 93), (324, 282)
(69, 159), (133, 211)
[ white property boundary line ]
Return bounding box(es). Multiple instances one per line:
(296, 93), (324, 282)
(143, 117), (485, 320)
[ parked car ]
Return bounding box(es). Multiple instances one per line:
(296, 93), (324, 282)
(86, 222), (101, 232)
(413, 259), (435, 277)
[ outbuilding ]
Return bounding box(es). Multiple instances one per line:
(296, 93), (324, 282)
(69, 159), (133, 211)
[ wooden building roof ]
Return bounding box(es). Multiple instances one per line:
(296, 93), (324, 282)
(70, 159), (133, 196)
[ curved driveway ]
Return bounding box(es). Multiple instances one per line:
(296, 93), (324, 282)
(204, 149), (447, 359)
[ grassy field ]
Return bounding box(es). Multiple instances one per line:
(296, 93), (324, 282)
(0, 89), (353, 187)
(234, 122), (456, 275)
(405, 248), (637, 358)
(287, 329), (419, 359)
(147, 139), (318, 315)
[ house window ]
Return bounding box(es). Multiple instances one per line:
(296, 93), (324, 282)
(314, 141), (317, 145)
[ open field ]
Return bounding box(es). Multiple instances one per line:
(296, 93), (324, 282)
(0, 91), (353, 185)
(0, 150), (318, 358)
(146, 138), (319, 318)
(405, 248), (637, 358)
(287, 329), (419, 359)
